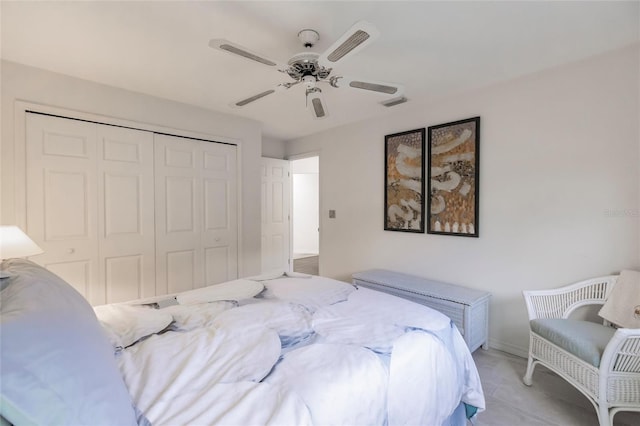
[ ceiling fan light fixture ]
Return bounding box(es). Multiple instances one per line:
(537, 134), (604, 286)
(298, 29), (319, 48)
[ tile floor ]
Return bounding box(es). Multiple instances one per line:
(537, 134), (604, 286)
(473, 349), (639, 426)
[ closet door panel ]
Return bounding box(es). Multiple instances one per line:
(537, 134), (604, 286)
(166, 249), (196, 294)
(98, 125), (155, 303)
(166, 176), (196, 232)
(155, 134), (203, 295)
(105, 255), (143, 303)
(47, 260), (92, 298)
(26, 113), (100, 304)
(205, 247), (229, 284)
(204, 179), (228, 230)
(44, 169), (91, 239)
(201, 142), (238, 284)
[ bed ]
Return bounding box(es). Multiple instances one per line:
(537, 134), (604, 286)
(0, 259), (485, 425)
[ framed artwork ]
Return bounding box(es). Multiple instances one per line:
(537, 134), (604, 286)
(427, 117), (480, 237)
(384, 128), (426, 232)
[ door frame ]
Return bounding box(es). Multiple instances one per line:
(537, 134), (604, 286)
(287, 151), (321, 276)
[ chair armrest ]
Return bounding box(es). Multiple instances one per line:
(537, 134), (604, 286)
(601, 327), (640, 373)
(522, 275), (618, 320)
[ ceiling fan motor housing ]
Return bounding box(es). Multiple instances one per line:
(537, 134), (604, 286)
(286, 52), (332, 81)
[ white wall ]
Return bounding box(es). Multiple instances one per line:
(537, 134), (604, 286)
(291, 156), (320, 254)
(292, 156), (320, 255)
(262, 136), (287, 159)
(292, 174), (319, 255)
(285, 44), (640, 356)
(0, 60), (264, 276)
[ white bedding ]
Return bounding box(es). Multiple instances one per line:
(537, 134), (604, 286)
(114, 275), (485, 425)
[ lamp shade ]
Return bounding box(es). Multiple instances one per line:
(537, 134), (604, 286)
(0, 226), (44, 259)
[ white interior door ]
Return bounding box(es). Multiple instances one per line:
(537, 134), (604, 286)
(155, 134), (202, 295)
(155, 134), (238, 295)
(261, 157), (291, 273)
(97, 125), (156, 303)
(201, 141), (238, 285)
(26, 113), (100, 302)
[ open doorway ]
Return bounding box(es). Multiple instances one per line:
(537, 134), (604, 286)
(291, 156), (319, 275)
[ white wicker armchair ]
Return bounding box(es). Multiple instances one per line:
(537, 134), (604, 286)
(522, 276), (640, 426)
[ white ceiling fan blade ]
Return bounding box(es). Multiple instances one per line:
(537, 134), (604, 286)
(318, 21), (380, 66)
(209, 39), (287, 69)
(307, 90), (329, 119)
(232, 89), (276, 108)
(231, 81), (300, 108)
(334, 76), (404, 96)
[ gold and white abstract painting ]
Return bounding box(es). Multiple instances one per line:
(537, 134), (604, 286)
(427, 117), (480, 237)
(384, 128), (425, 232)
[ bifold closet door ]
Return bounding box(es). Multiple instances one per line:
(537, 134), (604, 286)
(97, 125), (155, 303)
(26, 114), (100, 302)
(26, 113), (155, 305)
(154, 134), (238, 295)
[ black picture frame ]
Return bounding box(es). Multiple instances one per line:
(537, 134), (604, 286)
(384, 128), (426, 233)
(427, 117), (480, 237)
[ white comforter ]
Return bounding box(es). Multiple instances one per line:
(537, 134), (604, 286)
(115, 276), (485, 425)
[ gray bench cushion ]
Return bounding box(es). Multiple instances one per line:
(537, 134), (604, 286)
(530, 319), (616, 367)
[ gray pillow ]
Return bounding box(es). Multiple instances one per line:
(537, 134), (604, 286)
(0, 259), (139, 425)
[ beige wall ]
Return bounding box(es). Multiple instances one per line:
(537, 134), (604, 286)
(0, 60), (264, 276)
(285, 44), (640, 356)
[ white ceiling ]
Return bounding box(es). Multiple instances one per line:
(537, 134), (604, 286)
(2, 1), (639, 141)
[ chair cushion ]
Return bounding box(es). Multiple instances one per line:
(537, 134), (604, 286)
(530, 319), (616, 367)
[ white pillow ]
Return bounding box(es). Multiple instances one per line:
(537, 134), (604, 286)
(262, 276), (356, 311)
(94, 304), (173, 349)
(176, 279), (264, 305)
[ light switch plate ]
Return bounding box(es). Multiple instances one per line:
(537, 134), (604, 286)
(329, 210), (336, 218)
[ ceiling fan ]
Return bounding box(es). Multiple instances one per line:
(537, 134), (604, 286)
(209, 21), (404, 119)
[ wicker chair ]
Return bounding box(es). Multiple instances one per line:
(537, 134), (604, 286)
(522, 276), (640, 426)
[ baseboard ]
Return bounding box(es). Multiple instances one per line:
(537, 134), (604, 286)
(488, 338), (529, 359)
